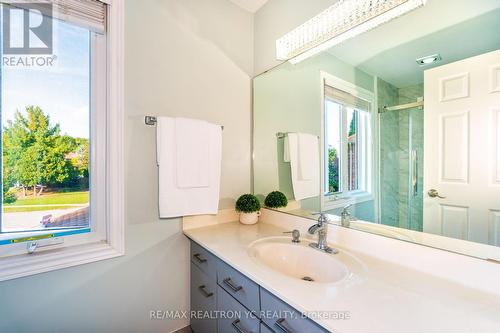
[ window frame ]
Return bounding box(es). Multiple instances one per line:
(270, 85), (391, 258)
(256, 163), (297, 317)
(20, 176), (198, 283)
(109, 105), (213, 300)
(320, 72), (376, 211)
(0, 0), (124, 282)
(0, 28), (105, 255)
(324, 100), (343, 194)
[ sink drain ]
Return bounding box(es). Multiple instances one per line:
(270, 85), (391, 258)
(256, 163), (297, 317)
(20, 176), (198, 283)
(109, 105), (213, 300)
(301, 276), (314, 282)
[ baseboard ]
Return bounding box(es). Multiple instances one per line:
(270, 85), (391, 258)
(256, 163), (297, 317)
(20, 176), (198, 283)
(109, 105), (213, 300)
(172, 326), (192, 333)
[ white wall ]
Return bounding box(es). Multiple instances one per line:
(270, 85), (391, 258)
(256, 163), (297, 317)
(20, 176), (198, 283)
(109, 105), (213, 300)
(254, 0), (340, 75)
(125, 0), (253, 209)
(0, 1), (253, 332)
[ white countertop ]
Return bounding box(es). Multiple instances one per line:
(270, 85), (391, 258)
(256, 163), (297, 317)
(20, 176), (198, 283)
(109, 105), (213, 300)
(184, 221), (500, 333)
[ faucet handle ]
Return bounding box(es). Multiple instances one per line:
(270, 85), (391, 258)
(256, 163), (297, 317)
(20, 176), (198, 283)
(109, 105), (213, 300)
(283, 229), (300, 243)
(312, 212), (329, 224)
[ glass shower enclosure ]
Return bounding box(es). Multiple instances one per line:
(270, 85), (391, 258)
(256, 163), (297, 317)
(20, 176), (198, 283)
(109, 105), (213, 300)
(378, 79), (424, 231)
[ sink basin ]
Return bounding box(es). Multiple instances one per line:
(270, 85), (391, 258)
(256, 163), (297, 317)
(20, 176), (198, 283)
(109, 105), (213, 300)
(247, 237), (350, 284)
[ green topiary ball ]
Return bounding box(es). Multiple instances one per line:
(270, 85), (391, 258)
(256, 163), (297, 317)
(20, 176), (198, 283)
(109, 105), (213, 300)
(264, 191), (288, 208)
(235, 194), (261, 213)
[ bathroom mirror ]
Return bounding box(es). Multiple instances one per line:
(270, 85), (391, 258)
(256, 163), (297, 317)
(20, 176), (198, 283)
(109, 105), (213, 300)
(253, 1), (500, 260)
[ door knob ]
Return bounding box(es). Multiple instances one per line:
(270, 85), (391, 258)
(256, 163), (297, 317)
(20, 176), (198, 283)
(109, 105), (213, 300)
(428, 189), (446, 199)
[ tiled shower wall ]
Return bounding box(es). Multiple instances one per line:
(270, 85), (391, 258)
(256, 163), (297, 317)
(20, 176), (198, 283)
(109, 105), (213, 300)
(378, 78), (423, 231)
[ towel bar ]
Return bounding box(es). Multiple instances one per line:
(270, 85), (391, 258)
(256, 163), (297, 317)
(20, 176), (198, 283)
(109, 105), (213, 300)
(276, 132), (319, 139)
(145, 116), (224, 130)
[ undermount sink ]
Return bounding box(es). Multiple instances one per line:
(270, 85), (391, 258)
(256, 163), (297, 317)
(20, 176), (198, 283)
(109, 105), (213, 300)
(247, 237), (350, 284)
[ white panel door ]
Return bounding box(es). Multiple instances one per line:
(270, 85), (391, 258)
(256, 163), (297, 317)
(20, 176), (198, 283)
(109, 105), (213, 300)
(424, 49), (500, 245)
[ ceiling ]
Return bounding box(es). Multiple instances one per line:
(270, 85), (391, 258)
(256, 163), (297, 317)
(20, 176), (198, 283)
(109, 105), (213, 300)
(326, 0), (500, 88)
(229, 0), (269, 13)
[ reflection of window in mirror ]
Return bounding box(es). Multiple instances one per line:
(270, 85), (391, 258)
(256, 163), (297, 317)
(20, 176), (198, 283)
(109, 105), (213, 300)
(325, 101), (342, 193)
(325, 103), (362, 194)
(322, 73), (374, 211)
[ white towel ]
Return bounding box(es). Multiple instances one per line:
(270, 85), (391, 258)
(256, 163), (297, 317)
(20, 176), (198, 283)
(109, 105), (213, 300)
(287, 133), (320, 201)
(297, 133), (317, 181)
(175, 118), (210, 188)
(157, 117), (222, 218)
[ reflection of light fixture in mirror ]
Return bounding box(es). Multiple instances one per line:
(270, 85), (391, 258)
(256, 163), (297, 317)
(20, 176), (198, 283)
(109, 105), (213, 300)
(277, 0), (427, 65)
(416, 54), (442, 66)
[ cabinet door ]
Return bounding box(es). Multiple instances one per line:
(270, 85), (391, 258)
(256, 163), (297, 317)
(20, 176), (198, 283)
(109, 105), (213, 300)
(191, 263), (217, 333)
(217, 260), (260, 314)
(261, 323), (275, 333)
(217, 286), (260, 333)
(191, 241), (218, 281)
(261, 288), (331, 333)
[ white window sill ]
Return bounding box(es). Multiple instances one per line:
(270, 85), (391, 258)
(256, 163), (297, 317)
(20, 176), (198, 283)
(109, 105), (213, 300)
(323, 191), (373, 210)
(0, 241), (123, 282)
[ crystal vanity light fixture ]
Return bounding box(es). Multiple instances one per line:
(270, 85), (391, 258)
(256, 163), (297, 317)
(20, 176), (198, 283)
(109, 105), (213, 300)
(276, 0), (427, 64)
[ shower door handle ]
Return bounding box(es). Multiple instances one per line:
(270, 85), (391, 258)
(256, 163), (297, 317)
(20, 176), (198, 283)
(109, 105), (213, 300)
(411, 150), (418, 197)
(428, 189), (446, 199)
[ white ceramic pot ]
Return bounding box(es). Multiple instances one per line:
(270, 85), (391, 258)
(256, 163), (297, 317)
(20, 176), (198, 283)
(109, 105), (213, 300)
(239, 211), (261, 225)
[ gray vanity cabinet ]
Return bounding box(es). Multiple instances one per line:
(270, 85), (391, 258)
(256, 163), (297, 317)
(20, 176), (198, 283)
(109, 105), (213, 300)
(217, 260), (260, 315)
(189, 239), (332, 333)
(217, 286), (260, 333)
(261, 288), (330, 333)
(191, 241), (218, 280)
(191, 263), (217, 333)
(190, 243), (218, 333)
(260, 323), (274, 333)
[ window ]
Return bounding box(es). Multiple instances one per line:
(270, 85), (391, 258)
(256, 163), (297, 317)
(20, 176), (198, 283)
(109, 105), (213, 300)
(0, 0), (124, 281)
(322, 73), (374, 209)
(325, 102), (364, 194)
(2, 16), (91, 235)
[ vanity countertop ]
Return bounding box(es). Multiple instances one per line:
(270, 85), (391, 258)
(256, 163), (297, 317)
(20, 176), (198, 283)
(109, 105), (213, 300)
(184, 221), (500, 333)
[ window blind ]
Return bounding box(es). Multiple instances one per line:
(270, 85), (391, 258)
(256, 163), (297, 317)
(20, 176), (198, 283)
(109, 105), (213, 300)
(325, 85), (371, 112)
(2, 0), (107, 33)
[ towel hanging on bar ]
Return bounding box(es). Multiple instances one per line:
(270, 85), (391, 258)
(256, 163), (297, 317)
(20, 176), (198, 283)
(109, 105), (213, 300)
(156, 117), (222, 218)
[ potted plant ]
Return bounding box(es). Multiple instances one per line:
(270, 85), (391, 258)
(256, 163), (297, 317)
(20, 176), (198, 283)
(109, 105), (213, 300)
(264, 191), (288, 209)
(235, 194), (261, 225)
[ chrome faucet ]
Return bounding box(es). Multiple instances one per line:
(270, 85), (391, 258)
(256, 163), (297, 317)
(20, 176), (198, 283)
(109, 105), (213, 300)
(340, 204), (354, 227)
(308, 213), (338, 254)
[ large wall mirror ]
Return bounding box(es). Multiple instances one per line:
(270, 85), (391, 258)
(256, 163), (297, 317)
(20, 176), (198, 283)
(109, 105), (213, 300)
(253, 0), (500, 260)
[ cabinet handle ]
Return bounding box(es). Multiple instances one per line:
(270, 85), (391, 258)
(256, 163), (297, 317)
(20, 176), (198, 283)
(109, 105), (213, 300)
(223, 277), (243, 292)
(275, 318), (294, 333)
(231, 319), (253, 333)
(197, 285), (213, 298)
(193, 253), (207, 263)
